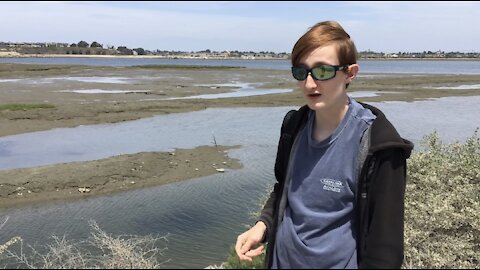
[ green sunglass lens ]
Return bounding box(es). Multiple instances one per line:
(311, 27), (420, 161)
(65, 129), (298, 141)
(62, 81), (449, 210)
(312, 66), (335, 80)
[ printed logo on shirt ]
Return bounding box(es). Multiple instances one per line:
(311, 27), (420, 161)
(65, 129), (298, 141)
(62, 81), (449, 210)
(320, 178), (344, 193)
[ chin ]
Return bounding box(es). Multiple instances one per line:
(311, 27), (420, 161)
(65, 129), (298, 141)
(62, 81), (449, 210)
(306, 101), (327, 111)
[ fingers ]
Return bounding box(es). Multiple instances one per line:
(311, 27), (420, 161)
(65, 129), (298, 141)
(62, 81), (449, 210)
(235, 233), (251, 261)
(245, 245), (264, 257)
(240, 238), (255, 254)
(235, 233), (264, 262)
(239, 239), (255, 261)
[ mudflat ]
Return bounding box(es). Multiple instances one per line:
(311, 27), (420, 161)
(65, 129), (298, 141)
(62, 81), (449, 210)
(1, 63), (479, 208)
(0, 145), (241, 209)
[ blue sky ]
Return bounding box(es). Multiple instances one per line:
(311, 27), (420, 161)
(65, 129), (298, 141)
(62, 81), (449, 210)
(1, 1), (479, 53)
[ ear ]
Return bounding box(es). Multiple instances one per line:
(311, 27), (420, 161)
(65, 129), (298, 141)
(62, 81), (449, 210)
(345, 64), (359, 84)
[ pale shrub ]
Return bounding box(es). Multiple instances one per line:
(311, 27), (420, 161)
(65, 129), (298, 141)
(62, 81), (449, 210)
(404, 129), (479, 268)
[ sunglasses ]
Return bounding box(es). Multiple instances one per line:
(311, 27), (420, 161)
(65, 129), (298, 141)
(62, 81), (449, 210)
(291, 64), (348, 81)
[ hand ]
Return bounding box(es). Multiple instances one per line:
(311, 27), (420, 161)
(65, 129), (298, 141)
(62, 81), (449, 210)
(235, 221), (267, 262)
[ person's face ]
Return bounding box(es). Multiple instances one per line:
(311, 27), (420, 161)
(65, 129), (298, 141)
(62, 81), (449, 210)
(297, 44), (357, 111)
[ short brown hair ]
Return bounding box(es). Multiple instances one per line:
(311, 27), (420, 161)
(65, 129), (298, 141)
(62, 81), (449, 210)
(291, 21), (357, 66)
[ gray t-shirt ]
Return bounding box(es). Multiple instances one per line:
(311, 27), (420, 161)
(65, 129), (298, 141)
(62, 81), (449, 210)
(272, 98), (376, 269)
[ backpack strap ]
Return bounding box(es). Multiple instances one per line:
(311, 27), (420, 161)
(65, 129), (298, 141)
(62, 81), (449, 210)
(356, 125), (371, 188)
(274, 106), (310, 183)
(282, 105), (310, 138)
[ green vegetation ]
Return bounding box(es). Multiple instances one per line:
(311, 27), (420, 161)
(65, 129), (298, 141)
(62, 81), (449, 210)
(221, 246), (265, 269)
(0, 103), (55, 111)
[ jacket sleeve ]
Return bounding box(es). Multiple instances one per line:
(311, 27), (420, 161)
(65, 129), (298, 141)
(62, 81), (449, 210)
(257, 182), (280, 242)
(360, 149), (407, 269)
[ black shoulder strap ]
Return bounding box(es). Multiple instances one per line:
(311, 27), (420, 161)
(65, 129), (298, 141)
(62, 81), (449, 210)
(274, 106), (310, 183)
(280, 110), (296, 135)
(281, 105), (310, 138)
(356, 125), (371, 185)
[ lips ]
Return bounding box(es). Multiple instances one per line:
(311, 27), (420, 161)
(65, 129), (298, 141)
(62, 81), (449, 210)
(308, 93), (322, 98)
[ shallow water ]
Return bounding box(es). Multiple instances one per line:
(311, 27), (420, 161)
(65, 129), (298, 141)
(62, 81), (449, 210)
(0, 96), (479, 268)
(1, 95), (478, 171)
(347, 91), (401, 98)
(426, 84), (480, 90)
(59, 89), (151, 94)
(166, 82), (293, 100)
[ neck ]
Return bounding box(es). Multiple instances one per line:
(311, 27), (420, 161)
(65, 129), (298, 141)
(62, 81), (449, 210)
(313, 96), (349, 142)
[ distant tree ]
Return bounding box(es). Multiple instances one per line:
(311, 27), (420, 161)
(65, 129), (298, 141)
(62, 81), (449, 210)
(133, 48), (146, 55)
(117, 46), (133, 55)
(77, 41), (89, 48)
(90, 41), (103, 48)
(70, 43), (77, 47)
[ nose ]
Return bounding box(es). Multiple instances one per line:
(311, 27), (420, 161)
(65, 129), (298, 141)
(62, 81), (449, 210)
(304, 72), (318, 89)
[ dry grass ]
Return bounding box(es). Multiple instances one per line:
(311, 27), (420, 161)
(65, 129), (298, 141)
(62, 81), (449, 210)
(0, 216), (20, 256)
(0, 220), (169, 269)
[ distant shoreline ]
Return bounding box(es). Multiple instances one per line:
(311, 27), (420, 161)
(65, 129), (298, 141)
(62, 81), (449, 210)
(0, 53), (479, 61)
(0, 52), (287, 60)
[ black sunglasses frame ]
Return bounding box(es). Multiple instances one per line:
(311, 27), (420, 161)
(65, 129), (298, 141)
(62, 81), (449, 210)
(291, 65), (349, 81)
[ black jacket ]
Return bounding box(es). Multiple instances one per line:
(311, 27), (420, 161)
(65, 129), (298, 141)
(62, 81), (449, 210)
(258, 102), (414, 269)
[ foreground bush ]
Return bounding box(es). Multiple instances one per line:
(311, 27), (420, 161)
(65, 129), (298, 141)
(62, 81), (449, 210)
(0, 221), (169, 269)
(404, 129), (479, 268)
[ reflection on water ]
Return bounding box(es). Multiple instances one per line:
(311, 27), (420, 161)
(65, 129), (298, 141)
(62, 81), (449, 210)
(167, 82), (292, 100)
(425, 84), (480, 90)
(166, 89), (292, 100)
(0, 79), (21, 83)
(59, 77), (132, 84)
(347, 91), (400, 98)
(0, 96), (479, 268)
(59, 89), (151, 94)
(0, 107), (293, 171)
